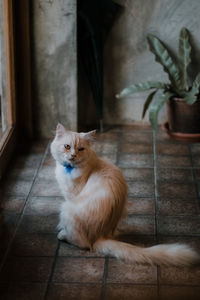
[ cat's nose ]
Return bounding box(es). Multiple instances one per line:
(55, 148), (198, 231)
(71, 154), (76, 158)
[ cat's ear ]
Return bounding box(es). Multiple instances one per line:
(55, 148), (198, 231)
(80, 130), (96, 141)
(56, 123), (66, 138)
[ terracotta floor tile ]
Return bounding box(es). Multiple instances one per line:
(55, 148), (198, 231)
(109, 125), (152, 133)
(157, 198), (200, 215)
(194, 168), (200, 180)
(0, 257), (53, 282)
(157, 236), (200, 252)
(4, 167), (37, 181)
(91, 141), (118, 154)
(24, 196), (63, 215)
(157, 168), (193, 182)
(96, 131), (119, 142)
(0, 213), (20, 257)
(31, 180), (61, 197)
(190, 144), (200, 156)
(0, 196), (26, 214)
(117, 234), (157, 247)
(105, 284), (158, 300)
(122, 168), (154, 181)
(159, 265), (200, 285)
(192, 156), (200, 167)
(58, 241), (104, 257)
(119, 143), (153, 154)
(13, 153), (43, 169)
(0, 214), (19, 264)
(18, 215), (58, 233)
(1, 179), (33, 197)
(127, 181), (154, 197)
(47, 283), (102, 300)
(0, 283), (47, 300)
(0, 235), (12, 265)
(8, 233), (58, 257)
(52, 257), (105, 283)
(157, 216), (200, 235)
(118, 154), (154, 168)
(118, 215), (155, 235)
(127, 197), (155, 214)
(1, 213), (20, 232)
(30, 140), (49, 153)
(37, 165), (55, 180)
(107, 258), (157, 283)
(156, 131), (178, 143)
(42, 153), (55, 166)
(159, 286), (200, 300)
(1, 127), (200, 299)
(194, 169), (200, 197)
(157, 155), (191, 168)
(157, 143), (189, 155)
(99, 153), (117, 164)
(157, 182), (196, 198)
(121, 132), (153, 144)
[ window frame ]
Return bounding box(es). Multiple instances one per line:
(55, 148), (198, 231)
(0, 0), (32, 179)
(0, 0), (17, 179)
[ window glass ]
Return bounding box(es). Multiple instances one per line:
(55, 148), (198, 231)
(0, 0), (7, 139)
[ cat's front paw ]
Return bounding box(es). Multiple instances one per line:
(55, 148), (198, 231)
(57, 229), (68, 241)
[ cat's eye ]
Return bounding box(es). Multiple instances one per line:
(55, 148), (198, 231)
(64, 144), (71, 150)
(78, 147), (85, 151)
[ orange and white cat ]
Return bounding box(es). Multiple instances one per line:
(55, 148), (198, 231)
(50, 123), (199, 266)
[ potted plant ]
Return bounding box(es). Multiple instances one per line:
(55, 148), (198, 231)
(116, 28), (200, 142)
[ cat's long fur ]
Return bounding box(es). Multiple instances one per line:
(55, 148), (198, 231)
(50, 124), (199, 266)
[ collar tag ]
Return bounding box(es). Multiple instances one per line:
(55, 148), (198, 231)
(63, 164), (75, 174)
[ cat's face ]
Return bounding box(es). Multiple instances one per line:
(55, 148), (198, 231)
(51, 123), (96, 166)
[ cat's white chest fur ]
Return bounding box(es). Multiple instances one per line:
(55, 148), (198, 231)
(55, 162), (81, 199)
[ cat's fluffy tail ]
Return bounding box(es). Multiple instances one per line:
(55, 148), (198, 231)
(93, 239), (199, 266)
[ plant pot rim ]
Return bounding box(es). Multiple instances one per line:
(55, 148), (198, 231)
(162, 122), (200, 142)
(169, 97), (200, 104)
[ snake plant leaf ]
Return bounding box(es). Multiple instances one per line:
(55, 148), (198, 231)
(178, 28), (191, 91)
(184, 72), (200, 104)
(184, 92), (197, 105)
(147, 34), (181, 91)
(142, 90), (157, 119)
(116, 81), (167, 98)
(149, 91), (174, 130)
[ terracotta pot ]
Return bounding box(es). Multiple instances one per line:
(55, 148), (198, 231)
(162, 122), (200, 143)
(167, 98), (200, 134)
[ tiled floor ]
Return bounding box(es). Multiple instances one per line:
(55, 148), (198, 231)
(0, 126), (200, 300)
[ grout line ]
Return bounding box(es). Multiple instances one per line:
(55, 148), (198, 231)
(100, 257), (109, 300)
(0, 142), (51, 273)
(188, 144), (200, 207)
(4, 254), (105, 259)
(157, 266), (161, 299)
(115, 132), (121, 166)
(152, 130), (160, 295)
(44, 241), (60, 300)
(119, 166), (195, 169)
(1, 279), (200, 288)
(152, 130), (158, 241)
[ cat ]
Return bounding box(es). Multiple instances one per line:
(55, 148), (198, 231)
(50, 123), (199, 266)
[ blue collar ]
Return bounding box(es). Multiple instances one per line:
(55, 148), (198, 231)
(63, 163), (75, 174)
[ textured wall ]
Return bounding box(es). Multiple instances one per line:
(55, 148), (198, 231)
(32, 0), (200, 134)
(103, 0), (200, 125)
(32, 0), (77, 137)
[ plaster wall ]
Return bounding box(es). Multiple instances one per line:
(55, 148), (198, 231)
(32, 0), (77, 137)
(32, 0), (200, 136)
(103, 0), (200, 126)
